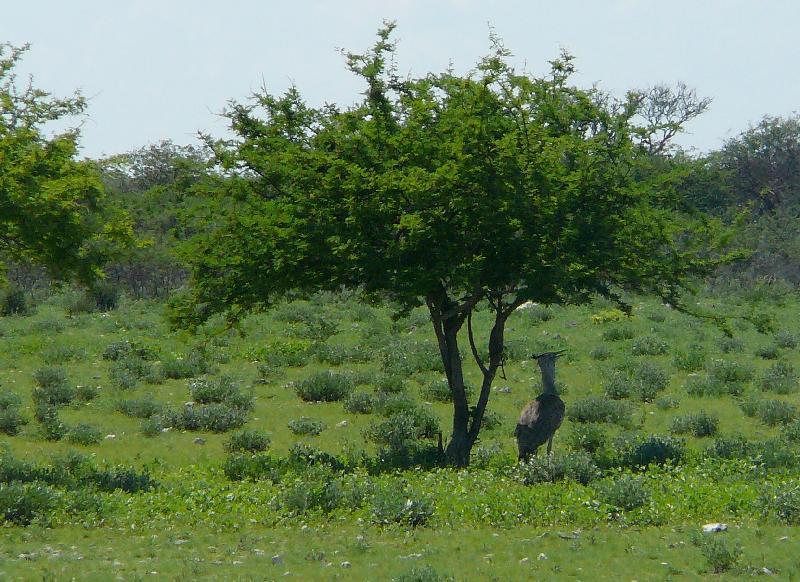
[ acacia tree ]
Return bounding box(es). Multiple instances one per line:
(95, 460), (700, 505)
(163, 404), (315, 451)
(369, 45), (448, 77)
(184, 25), (723, 466)
(0, 42), (130, 285)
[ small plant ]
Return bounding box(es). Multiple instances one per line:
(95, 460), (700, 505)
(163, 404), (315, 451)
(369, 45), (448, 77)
(371, 485), (434, 527)
(760, 361), (797, 394)
(670, 410), (719, 437)
(1, 286), (31, 316)
(706, 434), (751, 459)
(741, 397), (797, 426)
(295, 371), (354, 402)
(393, 564), (451, 582)
(596, 474), (650, 511)
(589, 345), (613, 361)
(161, 350), (210, 380)
(514, 451), (600, 485)
(0, 406), (27, 436)
(34, 405), (67, 441)
(694, 533), (742, 574)
(615, 433), (685, 468)
(520, 303), (553, 324)
(685, 375), (744, 397)
(708, 359), (755, 384)
(567, 423), (608, 454)
(755, 344), (780, 360)
(116, 396), (162, 418)
(774, 330), (798, 349)
(66, 423), (103, 446)
(373, 373), (407, 394)
(591, 308), (626, 324)
(42, 344), (87, 364)
(343, 391), (376, 414)
(673, 343), (706, 372)
(224, 429), (271, 453)
(288, 417), (326, 436)
(420, 378), (472, 403)
(32, 366), (75, 406)
(763, 485), (800, 525)
(89, 281), (120, 311)
(189, 375), (250, 407)
(604, 371), (632, 400)
(0, 482), (57, 525)
(655, 395), (680, 410)
(569, 396), (631, 426)
(631, 335), (668, 356)
(718, 337), (744, 353)
(602, 326), (635, 342)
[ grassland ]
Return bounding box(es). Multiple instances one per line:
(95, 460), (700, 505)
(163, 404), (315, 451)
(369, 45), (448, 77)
(1, 287), (799, 579)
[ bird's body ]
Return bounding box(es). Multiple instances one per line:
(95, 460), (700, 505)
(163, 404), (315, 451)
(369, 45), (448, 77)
(515, 393), (565, 460)
(515, 351), (566, 460)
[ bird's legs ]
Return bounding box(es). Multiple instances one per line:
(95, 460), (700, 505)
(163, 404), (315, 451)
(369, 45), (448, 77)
(547, 436), (553, 456)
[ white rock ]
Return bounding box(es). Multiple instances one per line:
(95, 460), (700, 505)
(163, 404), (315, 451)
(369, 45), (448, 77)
(340, 561), (351, 568)
(537, 553), (548, 561)
(762, 567), (774, 575)
(105, 434), (116, 440)
(193, 437), (206, 445)
(336, 420), (349, 428)
(519, 557), (530, 565)
(702, 523), (728, 533)
(271, 555), (284, 566)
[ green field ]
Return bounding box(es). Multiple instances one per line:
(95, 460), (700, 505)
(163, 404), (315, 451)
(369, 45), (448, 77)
(1, 288), (799, 579)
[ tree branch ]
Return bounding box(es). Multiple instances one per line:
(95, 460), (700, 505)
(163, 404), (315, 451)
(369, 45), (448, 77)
(467, 310), (489, 376)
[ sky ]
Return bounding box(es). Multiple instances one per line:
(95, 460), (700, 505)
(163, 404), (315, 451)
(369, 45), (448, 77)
(2, 0), (798, 159)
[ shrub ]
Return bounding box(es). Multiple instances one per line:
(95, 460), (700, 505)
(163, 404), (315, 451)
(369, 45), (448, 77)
(373, 373), (407, 394)
(223, 452), (284, 482)
(254, 362), (282, 384)
(375, 393), (419, 417)
(718, 337), (744, 353)
(591, 308), (626, 324)
(63, 290), (97, 315)
(35, 405), (67, 441)
(569, 396), (631, 426)
(295, 371), (353, 402)
(673, 343), (706, 372)
(741, 397), (797, 426)
(102, 340), (158, 362)
(567, 423), (608, 454)
(42, 344), (87, 364)
(752, 438), (800, 469)
(514, 451), (600, 485)
(685, 375), (744, 397)
(158, 403), (249, 433)
(774, 330), (798, 349)
(631, 335), (668, 356)
(393, 565), (451, 582)
(755, 344), (780, 360)
(670, 410), (719, 437)
(288, 417), (326, 436)
(519, 303), (553, 324)
(66, 423), (103, 446)
(602, 326), (635, 342)
(596, 474), (650, 511)
(695, 534), (742, 574)
(655, 395), (680, 410)
(708, 360), (754, 384)
(706, 434), (751, 459)
(189, 376), (251, 408)
(365, 409), (441, 468)
(343, 391), (376, 414)
(760, 361), (797, 394)
(371, 485), (434, 527)
(420, 378), (455, 403)
(89, 281), (120, 311)
(280, 467), (370, 515)
(604, 371), (632, 400)
(32, 366), (75, 406)
(0, 482), (56, 525)
(0, 408), (27, 436)
(314, 342), (371, 365)
(615, 433), (686, 468)
(224, 429), (271, 453)
(787, 420), (800, 443)
(381, 341), (443, 375)
(763, 485), (800, 525)
(116, 396), (162, 418)
(161, 351), (210, 379)
(0, 286), (30, 316)
(589, 345), (613, 361)
(479, 410), (503, 431)
(109, 366), (138, 391)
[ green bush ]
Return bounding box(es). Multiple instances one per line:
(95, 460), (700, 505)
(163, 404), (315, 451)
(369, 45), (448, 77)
(32, 366), (75, 406)
(603, 371), (633, 400)
(706, 434), (751, 459)
(371, 485), (434, 527)
(519, 303), (553, 324)
(718, 337), (744, 353)
(109, 366), (138, 390)
(567, 423), (608, 454)
(694, 534), (742, 574)
(295, 371), (354, 402)
(514, 451), (600, 485)
(365, 409), (441, 468)
(116, 396), (162, 419)
(673, 343), (706, 372)
(596, 474), (650, 511)
(569, 396), (631, 426)
(755, 344), (780, 360)
(66, 423), (103, 446)
(774, 330), (798, 349)
(34, 405), (67, 441)
(288, 417), (326, 436)
(314, 342), (371, 365)
(0, 482), (56, 525)
(102, 340), (159, 362)
(760, 361), (797, 394)
(685, 375), (744, 397)
(655, 395), (680, 410)
(763, 485), (800, 525)
(161, 350), (210, 380)
(615, 433), (685, 468)
(224, 429), (271, 454)
(393, 565), (452, 582)
(280, 467), (370, 515)
(670, 410), (719, 437)
(741, 397), (797, 425)
(708, 359), (755, 384)
(223, 453), (283, 482)
(158, 403), (249, 433)
(1, 286), (31, 316)
(189, 376), (251, 409)
(631, 335), (668, 356)
(0, 407), (27, 436)
(343, 391), (376, 414)
(89, 281), (120, 311)
(373, 373), (407, 394)
(42, 344), (87, 364)
(589, 345), (613, 361)
(375, 393), (418, 417)
(602, 326), (636, 342)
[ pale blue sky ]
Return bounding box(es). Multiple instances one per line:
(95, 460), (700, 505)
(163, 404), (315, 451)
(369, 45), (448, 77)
(3, 0), (798, 158)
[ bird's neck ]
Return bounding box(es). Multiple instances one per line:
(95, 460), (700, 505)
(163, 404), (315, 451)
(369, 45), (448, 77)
(539, 360), (557, 395)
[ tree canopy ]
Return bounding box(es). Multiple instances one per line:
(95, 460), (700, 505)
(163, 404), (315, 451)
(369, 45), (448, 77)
(180, 25), (728, 465)
(0, 42), (130, 285)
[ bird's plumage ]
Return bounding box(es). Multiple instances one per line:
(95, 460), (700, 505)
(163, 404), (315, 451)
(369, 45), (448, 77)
(515, 393), (565, 460)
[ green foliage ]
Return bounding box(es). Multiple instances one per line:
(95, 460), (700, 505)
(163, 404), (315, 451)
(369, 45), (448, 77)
(631, 335), (668, 356)
(189, 375), (251, 409)
(0, 482), (57, 525)
(596, 474), (650, 512)
(672, 343), (706, 372)
(694, 533), (742, 574)
(66, 423), (103, 446)
(224, 429), (271, 454)
(32, 366), (75, 406)
(760, 360), (797, 393)
(0, 286), (30, 316)
(0, 43), (132, 284)
(774, 330), (798, 349)
(589, 345), (613, 361)
(740, 396), (798, 425)
(393, 565), (452, 582)
(161, 350), (211, 379)
(514, 451), (600, 485)
(287, 417), (327, 436)
(567, 423), (608, 454)
(158, 403), (249, 433)
(116, 395), (162, 419)
(614, 434), (686, 469)
(602, 326), (636, 342)
(763, 485), (800, 525)
(606, 361), (669, 402)
(371, 484), (435, 527)
(755, 343), (780, 360)
(0, 405), (27, 436)
(569, 396), (632, 426)
(684, 374), (744, 397)
(706, 434), (751, 459)
(343, 391), (376, 414)
(365, 409), (441, 468)
(708, 359), (755, 384)
(670, 410), (719, 437)
(295, 371), (354, 402)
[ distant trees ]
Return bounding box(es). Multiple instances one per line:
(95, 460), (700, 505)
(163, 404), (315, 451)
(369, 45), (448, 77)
(0, 42), (130, 286)
(177, 25), (727, 466)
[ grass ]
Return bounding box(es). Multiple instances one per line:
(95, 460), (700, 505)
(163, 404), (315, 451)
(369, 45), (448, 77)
(1, 290), (800, 578)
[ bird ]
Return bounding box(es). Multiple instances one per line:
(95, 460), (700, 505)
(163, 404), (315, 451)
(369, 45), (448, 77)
(515, 350), (566, 461)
